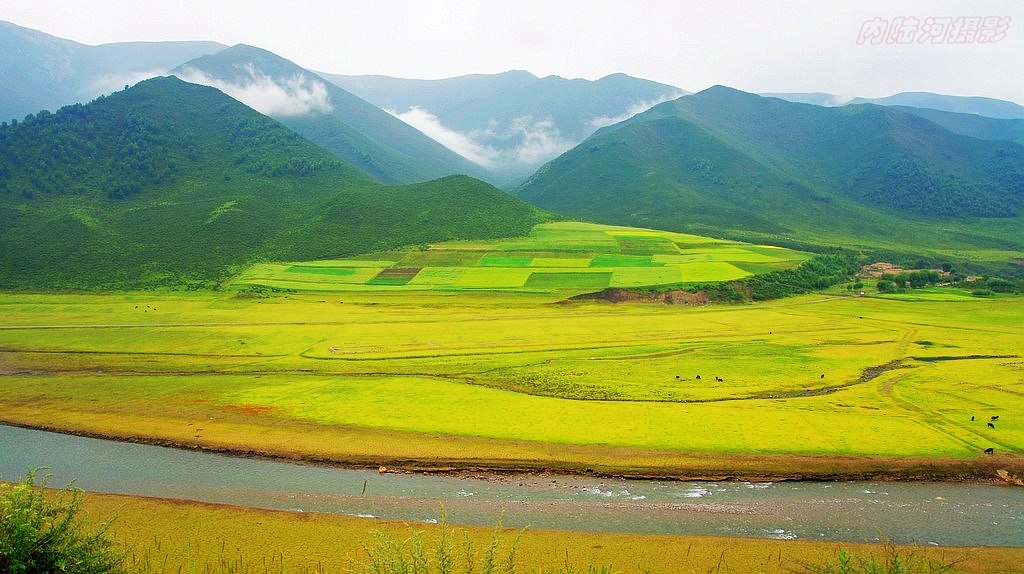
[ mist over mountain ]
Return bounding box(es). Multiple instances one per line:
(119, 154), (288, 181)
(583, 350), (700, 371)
(322, 70), (685, 183)
(0, 19), (224, 122)
(174, 45), (487, 184)
(517, 86), (1024, 254)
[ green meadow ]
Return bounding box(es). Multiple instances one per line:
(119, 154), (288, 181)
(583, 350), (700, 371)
(0, 223), (1020, 477)
(0, 285), (1020, 476)
(231, 222), (810, 295)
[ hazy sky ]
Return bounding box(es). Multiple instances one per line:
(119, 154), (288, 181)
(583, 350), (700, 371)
(2, 0), (1021, 102)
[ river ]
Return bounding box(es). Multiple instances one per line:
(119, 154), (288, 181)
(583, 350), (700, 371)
(1, 424), (1021, 546)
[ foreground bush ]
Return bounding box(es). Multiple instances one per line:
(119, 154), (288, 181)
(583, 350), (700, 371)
(0, 469), (124, 574)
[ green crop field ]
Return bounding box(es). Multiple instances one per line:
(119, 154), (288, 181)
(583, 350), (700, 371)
(231, 222), (810, 295)
(0, 284), (1020, 478)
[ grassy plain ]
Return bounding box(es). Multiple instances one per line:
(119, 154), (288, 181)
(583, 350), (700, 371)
(79, 492), (1023, 574)
(0, 286), (1020, 478)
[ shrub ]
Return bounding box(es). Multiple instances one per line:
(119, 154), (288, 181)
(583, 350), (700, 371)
(0, 469), (124, 574)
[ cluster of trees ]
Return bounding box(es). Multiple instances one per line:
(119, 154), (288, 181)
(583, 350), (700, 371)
(0, 104), (187, 201)
(742, 251), (861, 300)
(959, 276), (1023, 297)
(227, 116), (346, 178)
(641, 251), (862, 303)
(875, 269), (944, 292)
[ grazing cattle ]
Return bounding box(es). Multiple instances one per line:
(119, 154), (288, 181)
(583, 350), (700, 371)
(695, 375), (701, 380)
(715, 376), (723, 382)
(971, 416), (975, 421)
(984, 447), (994, 454)
(991, 415), (1000, 421)
(820, 374), (825, 379)
(987, 422), (996, 429)
(675, 375), (680, 379)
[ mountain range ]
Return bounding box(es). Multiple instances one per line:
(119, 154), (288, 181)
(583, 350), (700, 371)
(0, 76), (548, 289)
(172, 44), (488, 184)
(767, 91), (1024, 120)
(2, 18), (1023, 288)
(517, 86), (1024, 256)
(0, 19), (224, 123)
(322, 70), (685, 182)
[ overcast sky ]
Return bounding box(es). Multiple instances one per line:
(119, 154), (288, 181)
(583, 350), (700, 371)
(2, 0), (1021, 102)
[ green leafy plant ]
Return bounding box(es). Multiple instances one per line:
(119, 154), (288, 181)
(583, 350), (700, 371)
(0, 469), (124, 574)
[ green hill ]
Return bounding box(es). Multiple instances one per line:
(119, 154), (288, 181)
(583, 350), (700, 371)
(888, 106), (1024, 145)
(175, 45), (488, 184)
(0, 77), (549, 289)
(516, 86), (1024, 261)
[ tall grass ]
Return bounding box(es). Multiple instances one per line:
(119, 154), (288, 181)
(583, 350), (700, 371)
(797, 542), (965, 574)
(358, 513), (523, 574)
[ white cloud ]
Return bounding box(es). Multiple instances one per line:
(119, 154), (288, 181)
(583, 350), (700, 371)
(587, 92), (685, 130)
(177, 64), (333, 117)
(389, 107), (574, 171)
(83, 70), (166, 97)
(391, 106), (500, 168)
(505, 115), (573, 165)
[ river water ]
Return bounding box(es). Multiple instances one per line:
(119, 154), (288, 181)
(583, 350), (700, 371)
(1, 424), (1021, 546)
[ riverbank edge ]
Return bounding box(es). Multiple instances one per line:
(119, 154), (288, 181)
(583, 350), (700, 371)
(79, 491), (1024, 574)
(4, 419), (1023, 485)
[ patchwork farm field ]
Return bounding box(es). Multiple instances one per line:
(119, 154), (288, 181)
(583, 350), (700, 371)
(0, 283), (1021, 478)
(231, 221), (810, 294)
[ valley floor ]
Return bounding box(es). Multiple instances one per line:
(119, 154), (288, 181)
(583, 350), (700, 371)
(0, 289), (1021, 480)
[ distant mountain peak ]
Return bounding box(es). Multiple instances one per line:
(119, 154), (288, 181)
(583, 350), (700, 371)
(175, 42), (486, 183)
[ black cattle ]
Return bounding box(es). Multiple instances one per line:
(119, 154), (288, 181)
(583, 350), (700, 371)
(987, 422), (996, 429)
(984, 447), (994, 454)
(695, 375), (701, 380)
(991, 415), (1000, 421)
(715, 376), (723, 382)
(971, 416), (975, 421)
(820, 374), (825, 379)
(675, 375), (680, 379)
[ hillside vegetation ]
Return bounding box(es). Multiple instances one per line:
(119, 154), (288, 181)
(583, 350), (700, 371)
(0, 77), (548, 290)
(517, 87), (1024, 266)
